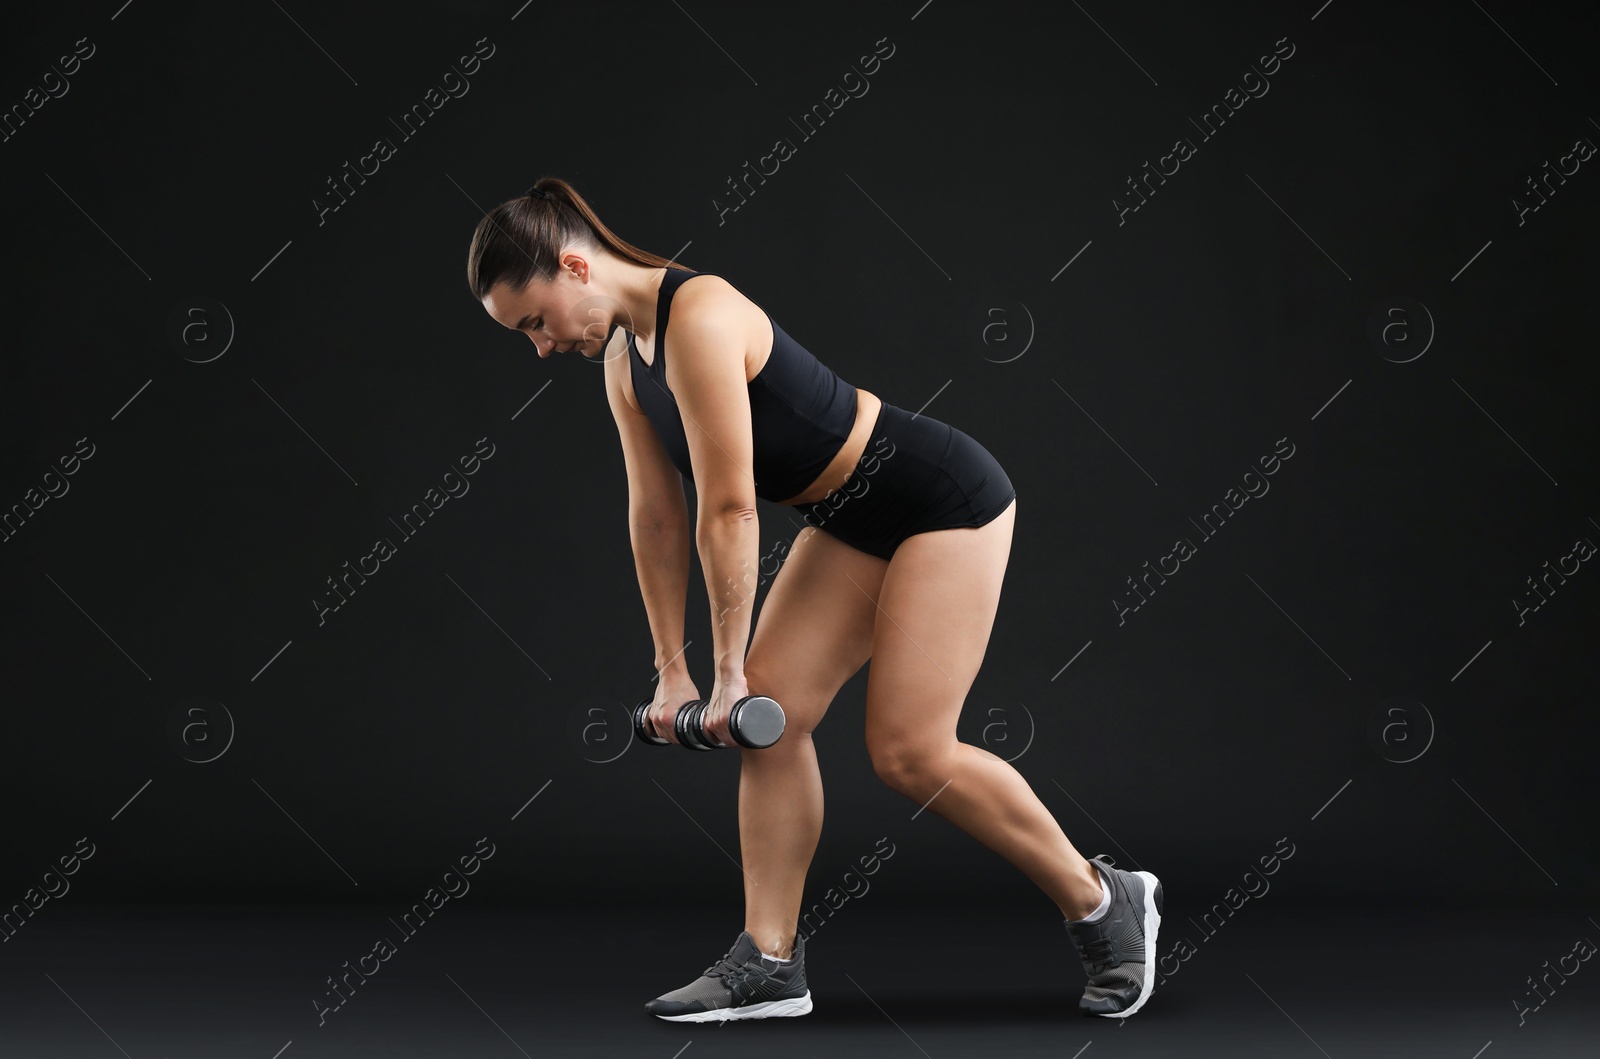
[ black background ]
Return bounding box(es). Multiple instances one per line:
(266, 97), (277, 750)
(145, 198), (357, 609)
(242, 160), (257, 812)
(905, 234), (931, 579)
(3, 0), (1596, 924)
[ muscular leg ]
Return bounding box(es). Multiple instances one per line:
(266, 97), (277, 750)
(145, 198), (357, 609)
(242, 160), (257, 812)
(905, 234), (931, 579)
(739, 524), (887, 958)
(863, 499), (1106, 920)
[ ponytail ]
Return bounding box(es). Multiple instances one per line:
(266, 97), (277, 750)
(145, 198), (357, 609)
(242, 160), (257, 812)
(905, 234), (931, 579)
(465, 177), (690, 299)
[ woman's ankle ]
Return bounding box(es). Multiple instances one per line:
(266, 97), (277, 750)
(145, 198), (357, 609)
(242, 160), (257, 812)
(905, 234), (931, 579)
(746, 927), (797, 960)
(1058, 861), (1106, 921)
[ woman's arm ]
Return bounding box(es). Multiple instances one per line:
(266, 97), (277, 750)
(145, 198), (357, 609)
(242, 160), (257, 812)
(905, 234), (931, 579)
(604, 333), (696, 689)
(660, 281), (763, 744)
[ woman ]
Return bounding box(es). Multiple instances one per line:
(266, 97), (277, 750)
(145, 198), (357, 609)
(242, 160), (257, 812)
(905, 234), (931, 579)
(466, 178), (1162, 1022)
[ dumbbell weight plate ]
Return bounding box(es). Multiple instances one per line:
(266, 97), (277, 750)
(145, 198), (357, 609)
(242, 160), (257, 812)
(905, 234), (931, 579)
(674, 699), (717, 751)
(687, 700), (723, 751)
(633, 698), (670, 745)
(728, 695), (786, 749)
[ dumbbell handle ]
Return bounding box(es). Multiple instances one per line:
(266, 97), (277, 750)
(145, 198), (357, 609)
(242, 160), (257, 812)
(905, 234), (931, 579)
(632, 695), (786, 750)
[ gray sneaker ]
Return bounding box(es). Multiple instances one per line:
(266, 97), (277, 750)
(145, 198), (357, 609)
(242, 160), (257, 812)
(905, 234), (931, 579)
(1062, 854), (1163, 1018)
(645, 930), (813, 1022)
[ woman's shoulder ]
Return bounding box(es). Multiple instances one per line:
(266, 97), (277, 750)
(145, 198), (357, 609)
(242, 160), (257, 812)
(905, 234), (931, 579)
(673, 268), (738, 302)
(671, 270), (763, 330)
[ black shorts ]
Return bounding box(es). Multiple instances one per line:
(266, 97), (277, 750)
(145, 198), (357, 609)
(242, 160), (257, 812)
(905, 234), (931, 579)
(788, 401), (1016, 560)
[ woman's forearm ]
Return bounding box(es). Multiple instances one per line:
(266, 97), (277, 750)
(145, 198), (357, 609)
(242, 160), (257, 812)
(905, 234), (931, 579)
(630, 495), (692, 678)
(697, 510), (760, 681)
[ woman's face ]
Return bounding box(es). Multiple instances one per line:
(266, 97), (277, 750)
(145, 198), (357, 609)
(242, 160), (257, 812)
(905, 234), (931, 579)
(482, 261), (606, 359)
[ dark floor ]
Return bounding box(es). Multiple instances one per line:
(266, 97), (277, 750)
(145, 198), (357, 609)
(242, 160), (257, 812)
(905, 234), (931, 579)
(1, 902), (1595, 1057)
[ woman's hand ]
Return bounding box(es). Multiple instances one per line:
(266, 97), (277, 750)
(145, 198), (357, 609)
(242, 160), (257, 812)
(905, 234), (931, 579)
(647, 671), (702, 746)
(699, 673), (750, 749)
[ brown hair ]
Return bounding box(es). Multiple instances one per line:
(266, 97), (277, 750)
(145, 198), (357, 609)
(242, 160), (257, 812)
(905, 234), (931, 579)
(465, 177), (691, 300)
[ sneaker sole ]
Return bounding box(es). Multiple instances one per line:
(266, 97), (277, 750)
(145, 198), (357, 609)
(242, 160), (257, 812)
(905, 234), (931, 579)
(1098, 870), (1163, 1019)
(652, 990), (814, 1023)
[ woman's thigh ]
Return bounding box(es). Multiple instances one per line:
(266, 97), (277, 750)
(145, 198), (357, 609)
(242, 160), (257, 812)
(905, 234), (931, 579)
(862, 496), (1017, 779)
(744, 522), (890, 734)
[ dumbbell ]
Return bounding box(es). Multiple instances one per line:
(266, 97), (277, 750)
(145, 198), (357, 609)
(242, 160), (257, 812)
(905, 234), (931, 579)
(632, 694), (786, 750)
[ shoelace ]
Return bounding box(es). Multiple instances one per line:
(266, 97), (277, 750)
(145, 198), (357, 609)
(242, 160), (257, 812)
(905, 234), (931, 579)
(702, 950), (779, 986)
(1073, 933), (1119, 975)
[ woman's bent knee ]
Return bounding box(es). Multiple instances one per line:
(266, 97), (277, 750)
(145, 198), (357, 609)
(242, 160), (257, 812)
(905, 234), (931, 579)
(869, 744), (955, 800)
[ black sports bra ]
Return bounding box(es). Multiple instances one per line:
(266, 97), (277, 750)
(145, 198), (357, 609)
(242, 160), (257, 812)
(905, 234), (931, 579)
(626, 267), (858, 503)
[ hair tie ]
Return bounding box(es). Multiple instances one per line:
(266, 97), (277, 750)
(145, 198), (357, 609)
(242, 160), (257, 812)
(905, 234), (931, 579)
(526, 185), (550, 200)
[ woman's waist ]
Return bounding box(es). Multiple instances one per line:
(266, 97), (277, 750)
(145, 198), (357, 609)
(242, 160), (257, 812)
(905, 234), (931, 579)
(771, 389), (886, 506)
